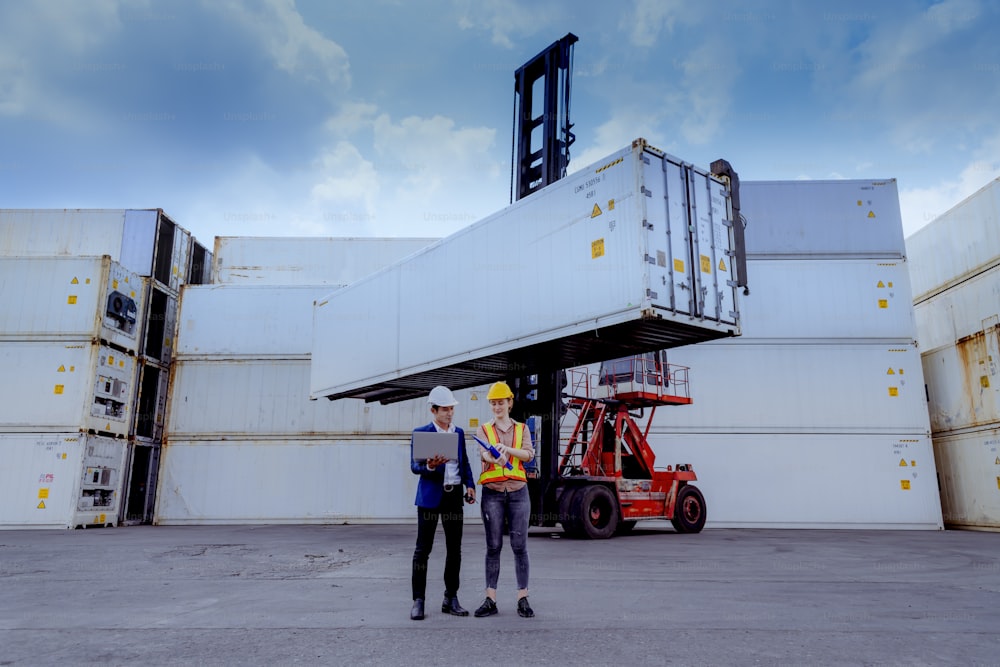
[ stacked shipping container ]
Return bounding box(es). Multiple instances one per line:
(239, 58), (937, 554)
(640, 179), (943, 528)
(907, 178), (1000, 529)
(0, 209), (209, 528)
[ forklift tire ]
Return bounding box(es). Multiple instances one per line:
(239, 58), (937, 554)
(558, 488), (583, 538)
(571, 484), (619, 540)
(670, 484), (707, 534)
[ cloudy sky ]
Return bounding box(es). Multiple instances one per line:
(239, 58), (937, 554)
(1, 0), (998, 246)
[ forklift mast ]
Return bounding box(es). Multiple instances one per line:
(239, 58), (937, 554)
(511, 32), (578, 203)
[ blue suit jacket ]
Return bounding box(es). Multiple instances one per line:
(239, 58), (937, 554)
(410, 423), (475, 508)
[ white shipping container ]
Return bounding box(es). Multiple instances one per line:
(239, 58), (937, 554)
(166, 359), (488, 438)
(176, 285), (343, 359)
(312, 140), (743, 403)
(913, 262), (1000, 354)
(741, 179), (904, 257)
(212, 236), (438, 285)
(0, 341), (136, 438)
(0, 432), (125, 529)
(0, 256), (147, 352)
(931, 426), (1000, 529)
(645, 432), (942, 528)
(155, 438), (421, 524)
(906, 178), (1000, 300)
(740, 258), (917, 339)
(577, 342), (929, 433)
(921, 340), (1000, 433)
(0, 209), (197, 285)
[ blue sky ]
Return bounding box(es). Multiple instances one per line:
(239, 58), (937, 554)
(1, 0), (998, 246)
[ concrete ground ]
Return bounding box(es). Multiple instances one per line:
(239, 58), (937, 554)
(1, 523), (998, 666)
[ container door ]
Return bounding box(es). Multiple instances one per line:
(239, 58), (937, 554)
(643, 152), (694, 316)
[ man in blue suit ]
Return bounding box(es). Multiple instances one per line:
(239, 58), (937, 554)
(410, 385), (476, 620)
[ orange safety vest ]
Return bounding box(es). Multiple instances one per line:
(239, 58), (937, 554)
(478, 421), (528, 485)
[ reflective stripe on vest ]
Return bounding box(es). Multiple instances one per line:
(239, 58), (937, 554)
(478, 421), (528, 485)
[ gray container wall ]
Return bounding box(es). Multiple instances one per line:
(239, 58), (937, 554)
(212, 237), (438, 285)
(931, 426), (1000, 529)
(906, 178), (1000, 300)
(740, 179), (904, 258)
(311, 140), (741, 402)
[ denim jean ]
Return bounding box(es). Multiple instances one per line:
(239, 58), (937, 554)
(481, 485), (530, 591)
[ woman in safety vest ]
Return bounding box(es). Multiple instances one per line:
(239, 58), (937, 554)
(473, 381), (536, 618)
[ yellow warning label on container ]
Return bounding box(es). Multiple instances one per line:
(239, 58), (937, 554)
(996, 476), (1000, 490)
(888, 387), (899, 397)
(591, 239), (605, 259)
(112, 279), (118, 289)
(887, 368), (895, 375)
(67, 295), (77, 304)
(877, 281), (885, 288)
(981, 376), (990, 388)
(700, 255), (711, 273)
(98, 514), (106, 524)
(719, 259), (727, 271)
(868, 211), (876, 218)
(38, 488), (49, 499)
(608, 199), (615, 211)
(71, 277), (79, 284)
(470, 394), (478, 401)
(911, 460), (916, 467)
(857, 200), (862, 206)
(899, 458), (908, 467)
(888, 282), (893, 288)
(469, 418), (479, 428)
(105, 422), (111, 430)
(995, 456), (1000, 465)
(54, 384), (64, 395)
(61, 453), (67, 459)
(591, 203), (602, 218)
(119, 360), (124, 368)
(131, 290), (135, 298)
(173, 266), (179, 276)
(108, 355), (114, 365)
(85, 278), (90, 284)
(900, 480), (911, 490)
(37, 501), (46, 510)
(58, 365), (65, 372)
(674, 258), (685, 273)
(69, 366), (74, 372)
(878, 299), (888, 308)
(165, 337), (173, 348)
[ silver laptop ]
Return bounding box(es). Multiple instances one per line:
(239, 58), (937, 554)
(412, 431), (460, 461)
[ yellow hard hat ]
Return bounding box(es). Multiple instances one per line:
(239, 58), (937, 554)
(487, 381), (514, 400)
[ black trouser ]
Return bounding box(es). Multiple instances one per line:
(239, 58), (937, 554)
(412, 486), (464, 601)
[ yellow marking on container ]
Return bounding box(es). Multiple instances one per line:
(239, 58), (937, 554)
(877, 281), (885, 288)
(899, 458), (908, 467)
(591, 203), (602, 218)
(888, 281), (893, 288)
(868, 211), (876, 218)
(700, 255), (711, 273)
(899, 368), (904, 375)
(58, 365), (65, 372)
(62, 453), (67, 460)
(165, 337), (173, 348)
(54, 384), (64, 395)
(900, 480), (911, 490)
(38, 488), (49, 499)
(469, 418), (479, 428)
(71, 277), (79, 284)
(112, 279), (118, 289)
(888, 387), (899, 397)
(887, 368), (895, 375)
(67, 295), (77, 304)
(911, 460), (916, 467)
(595, 156), (623, 173)
(591, 239), (605, 259)
(69, 366), (75, 372)
(119, 360), (124, 368)
(719, 258), (727, 272)
(607, 199), (615, 211)
(105, 422), (111, 430)
(857, 200), (862, 206)
(85, 278), (90, 284)
(130, 290), (135, 298)
(981, 376), (990, 388)
(37, 501), (46, 510)
(470, 393), (478, 401)
(173, 265), (179, 276)
(98, 514), (106, 524)
(108, 355), (114, 365)
(674, 258), (685, 273)
(995, 456), (1000, 465)
(878, 299), (888, 308)
(996, 476), (1000, 490)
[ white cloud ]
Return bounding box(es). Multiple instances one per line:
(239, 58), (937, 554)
(310, 141), (379, 221)
(900, 164), (1000, 239)
(324, 101), (378, 136)
(212, 0), (350, 86)
(627, 0), (688, 47)
(453, 0), (554, 48)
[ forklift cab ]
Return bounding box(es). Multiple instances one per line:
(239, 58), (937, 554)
(598, 350), (669, 389)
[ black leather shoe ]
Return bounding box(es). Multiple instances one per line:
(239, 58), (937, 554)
(410, 598), (425, 620)
(517, 597), (534, 618)
(474, 597), (498, 617)
(442, 596), (469, 616)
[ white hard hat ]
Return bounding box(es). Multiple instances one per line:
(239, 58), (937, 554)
(427, 386), (459, 407)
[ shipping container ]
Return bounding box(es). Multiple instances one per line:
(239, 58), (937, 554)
(740, 258), (916, 339)
(312, 140), (744, 404)
(913, 262), (1000, 354)
(212, 236), (437, 285)
(133, 360), (170, 440)
(176, 285), (342, 359)
(187, 238), (213, 286)
(740, 179), (904, 258)
(921, 337), (1000, 433)
(154, 438), (420, 524)
(0, 256), (147, 352)
(906, 178), (1000, 301)
(140, 285), (178, 364)
(0, 341), (136, 438)
(120, 441), (160, 525)
(0, 432), (126, 529)
(165, 359), (488, 438)
(931, 426), (1000, 530)
(0, 209), (200, 289)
